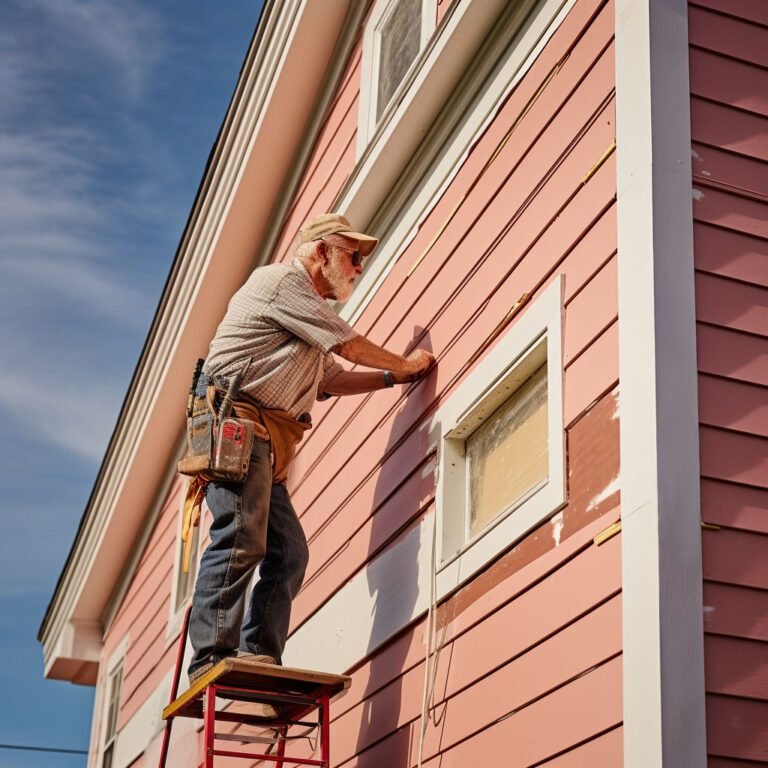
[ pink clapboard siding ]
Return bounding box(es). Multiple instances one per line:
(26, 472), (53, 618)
(273, 0), (620, 764)
(91, 477), (184, 750)
(689, 0), (768, 764)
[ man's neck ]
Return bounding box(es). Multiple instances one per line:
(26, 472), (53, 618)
(296, 256), (334, 299)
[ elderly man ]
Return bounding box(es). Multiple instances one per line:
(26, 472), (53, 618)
(187, 214), (434, 683)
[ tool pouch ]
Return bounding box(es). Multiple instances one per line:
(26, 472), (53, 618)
(177, 359), (256, 482)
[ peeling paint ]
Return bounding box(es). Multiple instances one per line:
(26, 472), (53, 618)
(587, 475), (620, 512)
(691, 148), (702, 161)
(703, 606), (715, 613)
(421, 459), (437, 480)
(551, 511), (564, 546)
(692, 188), (704, 201)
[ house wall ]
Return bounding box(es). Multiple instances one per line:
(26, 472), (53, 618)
(90, 478), (187, 767)
(688, 1), (768, 764)
(94, 0), (625, 765)
(270, 0), (622, 764)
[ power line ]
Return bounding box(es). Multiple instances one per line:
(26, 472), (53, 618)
(0, 742), (88, 755)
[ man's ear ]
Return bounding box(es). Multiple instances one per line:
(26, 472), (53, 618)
(316, 240), (329, 264)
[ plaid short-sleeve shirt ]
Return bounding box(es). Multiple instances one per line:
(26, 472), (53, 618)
(203, 259), (358, 418)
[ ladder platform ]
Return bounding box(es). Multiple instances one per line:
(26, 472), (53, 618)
(162, 658), (350, 722)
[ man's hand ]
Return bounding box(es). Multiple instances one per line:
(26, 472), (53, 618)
(392, 349), (435, 383)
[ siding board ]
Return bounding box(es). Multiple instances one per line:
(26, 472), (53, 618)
(705, 635), (768, 701)
(702, 527), (768, 590)
(689, 48), (768, 117)
(690, 98), (768, 162)
(693, 223), (768, 288)
(707, 695), (768, 762)
(698, 374), (768, 438)
(689, 5), (768, 68)
(701, 478), (768, 534)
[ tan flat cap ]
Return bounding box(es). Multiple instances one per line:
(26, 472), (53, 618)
(297, 213), (379, 257)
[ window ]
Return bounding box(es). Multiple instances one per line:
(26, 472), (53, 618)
(101, 663), (123, 768)
(358, 0), (437, 151)
(434, 278), (565, 599)
(466, 357), (548, 538)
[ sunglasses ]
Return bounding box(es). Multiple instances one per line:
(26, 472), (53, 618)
(323, 239), (363, 268)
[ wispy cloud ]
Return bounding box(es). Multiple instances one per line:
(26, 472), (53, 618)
(0, 1), (173, 461)
(27, 0), (163, 99)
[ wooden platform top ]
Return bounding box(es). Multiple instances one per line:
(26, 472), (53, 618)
(163, 658), (351, 721)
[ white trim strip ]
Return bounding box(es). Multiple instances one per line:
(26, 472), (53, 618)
(615, 1), (706, 765)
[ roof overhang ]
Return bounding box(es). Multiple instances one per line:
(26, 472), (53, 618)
(39, 0), (358, 683)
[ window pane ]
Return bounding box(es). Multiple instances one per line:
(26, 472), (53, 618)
(376, 0), (421, 121)
(105, 665), (123, 741)
(102, 744), (113, 768)
(467, 364), (548, 536)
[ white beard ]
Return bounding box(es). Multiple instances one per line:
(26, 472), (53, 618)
(323, 257), (354, 301)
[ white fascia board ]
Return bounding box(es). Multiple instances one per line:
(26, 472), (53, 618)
(40, 0), (354, 681)
(616, 1), (706, 766)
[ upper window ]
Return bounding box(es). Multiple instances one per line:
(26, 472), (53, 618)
(358, 0), (437, 152)
(433, 278), (566, 600)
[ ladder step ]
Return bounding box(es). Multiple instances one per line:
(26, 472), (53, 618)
(214, 732), (279, 745)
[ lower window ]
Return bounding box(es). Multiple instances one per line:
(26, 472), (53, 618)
(434, 278), (565, 598)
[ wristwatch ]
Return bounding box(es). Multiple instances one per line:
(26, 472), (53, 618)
(383, 370), (394, 388)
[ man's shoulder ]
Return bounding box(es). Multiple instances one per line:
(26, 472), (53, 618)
(240, 261), (301, 296)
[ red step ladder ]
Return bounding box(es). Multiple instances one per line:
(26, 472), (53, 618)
(158, 609), (350, 767)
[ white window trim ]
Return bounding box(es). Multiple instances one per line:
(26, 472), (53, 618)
(166, 479), (203, 643)
(340, 0), (576, 326)
(96, 640), (127, 768)
(357, 0), (437, 155)
(433, 277), (565, 600)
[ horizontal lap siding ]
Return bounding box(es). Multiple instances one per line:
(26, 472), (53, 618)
(689, 2), (768, 764)
(272, 0), (621, 765)
(270, 38), (362, 265)
(97, 479), (184, 733)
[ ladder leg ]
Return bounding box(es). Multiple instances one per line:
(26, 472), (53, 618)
(203, 685), (217, 768)
(157, 605), (192, 768)
(275, 726), (287, 768)
(320, 694), (330, 767)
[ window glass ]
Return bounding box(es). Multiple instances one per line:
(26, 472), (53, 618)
(466, 363), (548, 536)
(376, 0), (422, 121)
(102, 664), (123, 768)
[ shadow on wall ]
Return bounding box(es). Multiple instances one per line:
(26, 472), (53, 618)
(355, 327), (437, 767)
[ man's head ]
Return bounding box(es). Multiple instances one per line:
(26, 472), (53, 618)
(295, 214), (378, 302)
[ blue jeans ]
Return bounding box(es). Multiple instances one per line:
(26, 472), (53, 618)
(188, 437), (309, 676)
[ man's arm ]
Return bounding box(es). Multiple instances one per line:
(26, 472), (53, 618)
(321, 369), (414, 397)
(333, 334), (434, 377)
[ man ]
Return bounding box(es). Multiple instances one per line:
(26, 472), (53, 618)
(187, 213), (435, 683)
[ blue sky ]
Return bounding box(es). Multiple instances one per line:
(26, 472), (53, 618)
(0, 1), (262, 764)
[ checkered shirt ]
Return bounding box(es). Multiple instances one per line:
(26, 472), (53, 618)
(203, 259), (358, 418)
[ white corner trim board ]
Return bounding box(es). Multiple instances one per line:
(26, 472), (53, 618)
(615, 0), (706, 766)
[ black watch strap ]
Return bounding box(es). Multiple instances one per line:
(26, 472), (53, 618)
(383, 370), (394, 388)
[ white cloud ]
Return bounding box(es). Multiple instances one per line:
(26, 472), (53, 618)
(27, 0), (163, 99)
(0, 1), (171, 462)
